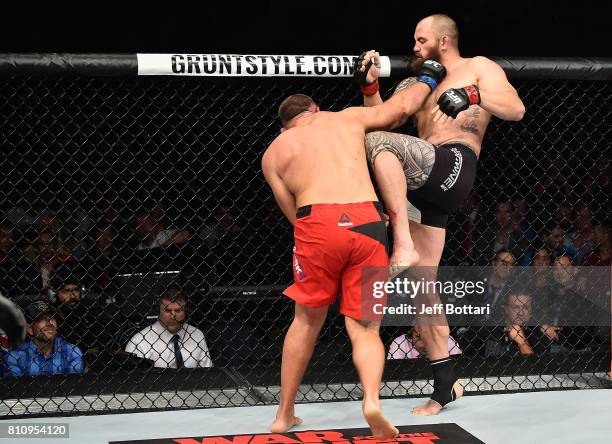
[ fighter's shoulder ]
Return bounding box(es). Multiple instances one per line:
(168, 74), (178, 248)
(263, 136), (282, 164)
(467, 56), (502, 73)
(263, 132), (294, 166)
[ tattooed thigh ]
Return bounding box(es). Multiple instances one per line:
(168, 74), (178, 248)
(365, 131), (436, 190)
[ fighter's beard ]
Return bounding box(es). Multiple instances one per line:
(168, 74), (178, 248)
(408, 56), (424, 74)
(410, 48), (443, 73)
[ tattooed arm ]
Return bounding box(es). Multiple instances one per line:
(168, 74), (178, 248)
(363, 76), (419, 107)
(394, 77), (418, 95)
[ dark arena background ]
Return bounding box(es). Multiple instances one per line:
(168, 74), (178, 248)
(0, 2), (610, 443)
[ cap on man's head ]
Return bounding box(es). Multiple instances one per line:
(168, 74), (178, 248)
(278, 94), (316, 127)
(25, 299), (57, 323)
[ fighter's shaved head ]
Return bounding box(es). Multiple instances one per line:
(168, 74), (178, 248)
(419, 14), (459, 46)
(278, 94), (317, 128)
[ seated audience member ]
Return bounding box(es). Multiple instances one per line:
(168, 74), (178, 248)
(484, 291), (547, 357)
(481, 249), (517, 323)
(3, 300), (85, 377)
(553, 204), (574, 232)
(134, 207), (190, 251)
(199, 204), (243, 250)
(52, 265), (115, 354)
(530, 247), (552, 290)
(563, 204), (594, 265)
(542, 225), (577, 260)
(509, 196), (537, 265)
(583, 224), (610, 266)
(85, 224), (120, 293)
(538, 255), (606, 351)
(388, 326), (462, 360)
(531, 247), (552, 267)
(534, 157), (573, 211)
(22, 230), (76, 295)
(125, 288), (212, 368)
(55, 189), (93, 260)
(441, 191), (483, 265)
(472, 199), (534, 265)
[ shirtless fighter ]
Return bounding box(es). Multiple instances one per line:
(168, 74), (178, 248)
(355, 14), (525, 415)
(263, 60), (446, 437)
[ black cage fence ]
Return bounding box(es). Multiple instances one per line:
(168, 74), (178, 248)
(0, 54), (610, 417)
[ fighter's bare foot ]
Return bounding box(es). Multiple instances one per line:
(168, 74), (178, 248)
(270, 416), (303, 433)
(363, 401), (399, 439)
(411, 381), (464, 416)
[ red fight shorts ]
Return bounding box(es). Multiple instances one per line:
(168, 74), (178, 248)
(284, 201), (389, 320)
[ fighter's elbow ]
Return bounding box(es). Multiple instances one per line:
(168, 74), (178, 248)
(513, 103), (526, 121)
(503, 103), (525, 121)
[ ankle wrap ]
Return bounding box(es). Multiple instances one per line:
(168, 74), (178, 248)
(429, 358), (458, 407)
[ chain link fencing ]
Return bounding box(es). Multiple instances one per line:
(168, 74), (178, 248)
(0, 56), (610, 417)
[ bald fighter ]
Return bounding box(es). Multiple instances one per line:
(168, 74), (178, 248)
(355, 14), (525, 415)
(263, 61), (446, 437)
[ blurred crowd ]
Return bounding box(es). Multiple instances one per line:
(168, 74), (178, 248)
(0, 157), (610, 377)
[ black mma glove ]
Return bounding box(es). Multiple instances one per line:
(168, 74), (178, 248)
(0, 294), (27, 347)
(415, 60), (447, 91)
(353, 51), (379, 96)
(437, 85), (481, 118)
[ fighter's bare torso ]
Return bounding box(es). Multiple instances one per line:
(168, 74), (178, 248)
(266, 111), (378, 208)
(397, 57), (491, 156)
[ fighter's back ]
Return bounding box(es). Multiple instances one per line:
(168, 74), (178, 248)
(267, 110), (378, 207)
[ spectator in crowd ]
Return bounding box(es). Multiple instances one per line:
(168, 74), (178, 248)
(481, 249), (517, 322)
(491, 200), (514, 254)
(2, 188), (42, 230)
(388, 326), (462, 360)
(542, 224), (577, 260)
(134, 207), (191, 251)
(199, 204), (242, 249)
(531, 247), (552, 267)
(54, 268), (83, 306)
(85, 224), (120, 293)
(583, 224), (610, 266)
(563, 204), (594, 265)
(22, 231), (76, 295)
(509, 196), (537, 265)
(125, 288), (212, 368)
(534, 156), (573, 211)
(530, 247), (552, 290)
(553, 204), (574, 232)
(538, 255), (606, 351)
(473, 199), (533, 265)
(201, 204), (253, 284)
(51, 265), (115, 355)
(442, 191), (483, 265)
(579, 158), (611, 217)
(55, 189), (93, 260)
(3, 299), (85, 377)
(33, 213), (63, 242)
(482, 290), (554, 357)
(502, 292), (536, 355)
